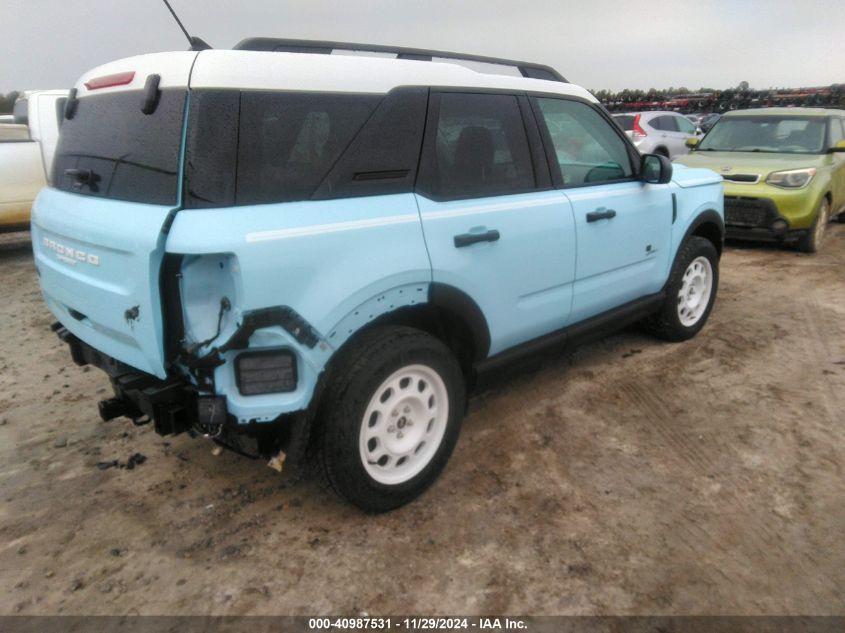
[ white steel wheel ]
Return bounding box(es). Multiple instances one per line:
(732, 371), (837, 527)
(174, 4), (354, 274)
(358, 364), (449, 486)
(677, 255), (714, 327)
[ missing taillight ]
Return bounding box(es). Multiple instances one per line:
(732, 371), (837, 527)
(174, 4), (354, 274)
(84, 71), (136, 90)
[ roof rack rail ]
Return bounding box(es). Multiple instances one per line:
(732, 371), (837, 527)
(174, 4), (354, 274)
(232, 38), (567, 83)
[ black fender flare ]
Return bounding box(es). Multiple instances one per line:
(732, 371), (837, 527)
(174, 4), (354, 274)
(661, 209), (724, 297)
(429, 282), (491, 361)
(682, 209), (724, 255)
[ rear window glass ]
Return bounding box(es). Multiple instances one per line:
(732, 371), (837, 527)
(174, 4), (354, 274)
(651, 115), (679, 132)
(52, 89), (186, 205)
(235, 92), (381, 205)
(613, 115), (634, 131)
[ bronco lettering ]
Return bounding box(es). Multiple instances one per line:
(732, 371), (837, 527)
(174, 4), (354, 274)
(42, 237), (100, 266)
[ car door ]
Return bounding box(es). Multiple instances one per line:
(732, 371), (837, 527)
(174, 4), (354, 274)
(656, 115), (685, 157)
(531, 96), (673, 324)
(647, 115), (672, 156)
(415, 91), (577, 356)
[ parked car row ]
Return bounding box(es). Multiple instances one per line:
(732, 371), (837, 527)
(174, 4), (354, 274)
(613, 105), (845, 253)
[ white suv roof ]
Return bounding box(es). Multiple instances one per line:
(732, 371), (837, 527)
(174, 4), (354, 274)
(73, 44), (596, 103)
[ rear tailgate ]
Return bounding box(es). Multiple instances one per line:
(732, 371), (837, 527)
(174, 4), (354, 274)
(31, 52), (197, 378)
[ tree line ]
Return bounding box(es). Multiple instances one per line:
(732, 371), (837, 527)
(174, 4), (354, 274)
(592, 83), (845, 113)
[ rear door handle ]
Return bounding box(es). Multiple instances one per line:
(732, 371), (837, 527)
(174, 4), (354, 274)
(454, 229), (500, 248)
(586, 209), (617, 222)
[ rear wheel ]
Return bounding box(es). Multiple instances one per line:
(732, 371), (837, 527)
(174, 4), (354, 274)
(645, 236), (719, 341)
(798, 198), (830, 253)
(319, 326), (465, 512)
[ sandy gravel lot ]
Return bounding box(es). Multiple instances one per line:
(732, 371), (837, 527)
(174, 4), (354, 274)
(1, 227), (844, 615)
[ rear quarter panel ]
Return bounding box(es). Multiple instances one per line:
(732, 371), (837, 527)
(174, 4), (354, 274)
(165, 194), (432, 422)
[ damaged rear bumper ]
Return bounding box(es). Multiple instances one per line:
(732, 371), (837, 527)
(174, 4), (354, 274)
(52, 322), (224, 437)
(52, 322), (309, 463)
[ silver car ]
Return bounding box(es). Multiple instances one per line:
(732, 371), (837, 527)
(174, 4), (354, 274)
(613, 111), (701, 158)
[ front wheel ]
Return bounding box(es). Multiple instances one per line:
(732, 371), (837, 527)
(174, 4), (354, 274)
(645, 236), (719, 342)
(318, 326), (466, 512)
(798, 198), (830, 253)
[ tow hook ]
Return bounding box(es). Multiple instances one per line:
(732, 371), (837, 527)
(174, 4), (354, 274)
(195, 396), (227, 438)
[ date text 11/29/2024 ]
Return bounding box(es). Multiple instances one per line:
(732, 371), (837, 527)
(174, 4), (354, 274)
(308, 617), (528, 630)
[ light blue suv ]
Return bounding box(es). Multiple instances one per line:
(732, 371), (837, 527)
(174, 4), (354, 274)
(32, 40), (724, 511)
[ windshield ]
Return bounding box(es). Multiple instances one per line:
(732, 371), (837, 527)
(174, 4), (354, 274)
(698, 116), (826, 154)
(52, 89), (186, 205)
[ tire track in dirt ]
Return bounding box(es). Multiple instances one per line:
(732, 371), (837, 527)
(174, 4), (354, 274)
(798, 292), (845, 428)
(617, 381), (713, 473)
(617, 377), (835, 605)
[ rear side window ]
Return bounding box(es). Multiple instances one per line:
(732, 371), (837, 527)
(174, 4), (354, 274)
(613, 115), (634, 131)
(651, 115), (679, 132)
(312, 87), (428, 200)
(534, 97), (633, 186)
(418, 92), (535, 199)
(235, 92), (381, 205)
(52, 89), (186, 205)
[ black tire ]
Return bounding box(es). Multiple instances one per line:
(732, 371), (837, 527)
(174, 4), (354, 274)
(318, 326), (465, 512)
(798, 198), (831, 253)
(644, 236), (719, 342)
(655, 147), (670, 158)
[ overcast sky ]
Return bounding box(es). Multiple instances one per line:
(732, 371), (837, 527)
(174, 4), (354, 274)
(2, 0), (843, 93)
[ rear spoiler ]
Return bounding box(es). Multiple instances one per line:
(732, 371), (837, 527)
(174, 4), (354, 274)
(233, 38), (567, 83)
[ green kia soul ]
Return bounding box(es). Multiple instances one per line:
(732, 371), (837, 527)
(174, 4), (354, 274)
(676, 108), (845, 253)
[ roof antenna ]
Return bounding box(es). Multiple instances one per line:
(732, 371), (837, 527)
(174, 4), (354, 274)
(161, 0), (211, 51)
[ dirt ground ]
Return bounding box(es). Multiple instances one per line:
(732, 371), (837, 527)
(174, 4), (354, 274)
(1, 226), (844, 616)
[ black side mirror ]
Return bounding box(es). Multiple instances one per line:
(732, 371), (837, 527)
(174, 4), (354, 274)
(642, 154), (673, 184)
